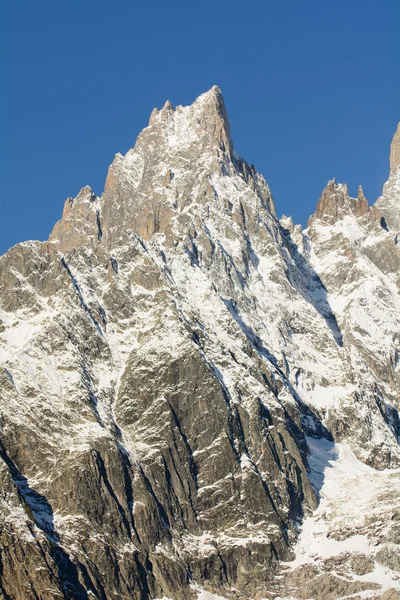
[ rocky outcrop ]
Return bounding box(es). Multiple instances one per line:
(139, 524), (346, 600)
(49, 185), (102, 253)
(390, 122), (400, 174)
(309, 179), (371, 226)
(376, 122), (400, 235)
(305, 158), (400, 468)
(0, 89), (399, 599)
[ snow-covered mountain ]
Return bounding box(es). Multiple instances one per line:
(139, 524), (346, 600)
(0, 87), (399, 600)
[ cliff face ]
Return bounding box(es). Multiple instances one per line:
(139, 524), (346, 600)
(376, 122), (400, 237)
(0, 88), (399, 600)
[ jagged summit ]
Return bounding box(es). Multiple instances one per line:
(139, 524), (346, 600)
(159, 85), (224, 113)
(147, 87), (225, 127)
(49, 185), (101, 253)
(390, 121), (400, 173)
(49, 90), (399, 247)
(51, 86), (274, 251)
(308, 178), (370, 226)
(305, 123), (400, 234)
(357, 184), (367, 202)
(144, 84), (232, 158)
(376, 122), (400, 234)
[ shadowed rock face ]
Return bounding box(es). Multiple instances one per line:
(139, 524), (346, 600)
(0, 89), (399, 599)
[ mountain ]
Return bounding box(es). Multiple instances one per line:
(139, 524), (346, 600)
(0, 86), (399, 600)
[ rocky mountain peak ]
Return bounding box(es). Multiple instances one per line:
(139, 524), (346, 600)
(49, 185), (101, 253)
(97, 86), (271, 248)
(358, 184), (366, 202)
(162, 99), (174, 111)
(48, 87), (237, 252)
(76, 184), (97, 201)
(309, 178), (369, 226)
(309, 124), (400, 234)
(390, 121), (400, 174)
(375, 123), (400, 234)
(145, 85), (233, 159)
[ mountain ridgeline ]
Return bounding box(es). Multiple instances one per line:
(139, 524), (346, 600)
(0, 87), (399, 600)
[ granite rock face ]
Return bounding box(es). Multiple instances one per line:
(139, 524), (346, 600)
(0, 88), (399, 599)
(376, 122), (400, 236)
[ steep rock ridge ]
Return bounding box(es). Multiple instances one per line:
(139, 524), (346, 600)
(100, 86), (236, 248)
(304, 178), (400, 466)
(0, 88), (399, 599)
(311, 179), (370, 224)
(50, 185), (102, 253)
(376, 122), (400, 236)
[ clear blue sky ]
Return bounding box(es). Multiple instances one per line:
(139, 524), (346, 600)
(2, 0), (399, 255)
